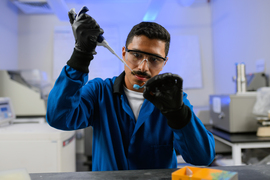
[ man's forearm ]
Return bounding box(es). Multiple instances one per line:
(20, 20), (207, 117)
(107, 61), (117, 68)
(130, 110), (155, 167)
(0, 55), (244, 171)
(172, 112), (216, 166)
(46, 65), (89, 130)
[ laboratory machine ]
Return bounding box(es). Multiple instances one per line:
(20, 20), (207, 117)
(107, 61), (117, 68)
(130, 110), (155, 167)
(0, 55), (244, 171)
(210, 63), (270, 133)
(0, 69), (51, 117)
(0, 97), (76, 173)
(246, 72), (269, 91)
(209, 93), (258, 133)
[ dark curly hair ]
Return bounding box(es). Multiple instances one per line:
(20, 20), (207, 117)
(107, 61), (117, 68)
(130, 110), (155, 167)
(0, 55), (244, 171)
(125, 22), (170, 57)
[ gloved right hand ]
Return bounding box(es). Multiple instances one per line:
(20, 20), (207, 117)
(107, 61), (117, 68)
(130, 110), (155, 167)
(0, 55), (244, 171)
(68, 7), (104, 54)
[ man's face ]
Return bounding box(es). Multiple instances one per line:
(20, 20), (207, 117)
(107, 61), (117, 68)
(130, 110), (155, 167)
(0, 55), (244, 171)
(122, 35), (168, 92)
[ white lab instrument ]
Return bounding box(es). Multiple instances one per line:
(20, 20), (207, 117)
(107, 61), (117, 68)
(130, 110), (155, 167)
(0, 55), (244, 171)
(0, 69), (51, 117)
(0, 97), (76, 173)
(0, 169), (31, 180)
(0, 97), (15, 126)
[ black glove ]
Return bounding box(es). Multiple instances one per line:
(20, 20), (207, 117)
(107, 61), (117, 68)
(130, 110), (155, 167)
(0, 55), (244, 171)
(68, 7), (104, 54)
(143, 73), (183, 113)
(143, 73), (191, 129)
(66, 6), (104, 73)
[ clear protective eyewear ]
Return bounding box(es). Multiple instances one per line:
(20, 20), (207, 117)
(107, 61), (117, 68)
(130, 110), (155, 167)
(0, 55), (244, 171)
(125, 48), (166, 70)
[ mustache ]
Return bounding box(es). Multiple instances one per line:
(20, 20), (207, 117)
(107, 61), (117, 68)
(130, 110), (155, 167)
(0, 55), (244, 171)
(132, 70), (152, 79)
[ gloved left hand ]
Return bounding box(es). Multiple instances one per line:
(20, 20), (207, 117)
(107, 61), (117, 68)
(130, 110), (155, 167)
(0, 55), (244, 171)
(143, 73), (183, 114)
(143, 73), (191, 129)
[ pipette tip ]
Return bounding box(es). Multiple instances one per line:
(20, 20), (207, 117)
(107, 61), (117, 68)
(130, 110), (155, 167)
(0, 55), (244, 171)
(133, 82), (146, 90)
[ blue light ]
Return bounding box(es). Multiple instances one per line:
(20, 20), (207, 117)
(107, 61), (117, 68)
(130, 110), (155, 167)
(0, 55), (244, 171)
(143, 0), (165, 22)
(223, 96), (231, 105)
(143, 10), (159, 22)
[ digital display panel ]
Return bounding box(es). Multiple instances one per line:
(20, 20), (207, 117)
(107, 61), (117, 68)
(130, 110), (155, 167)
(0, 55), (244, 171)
(0, 101), (13, 122)
(1, 107), (8, 112)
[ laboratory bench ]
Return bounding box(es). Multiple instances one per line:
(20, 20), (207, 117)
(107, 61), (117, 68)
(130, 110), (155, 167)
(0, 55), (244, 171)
(29, 165), (270, 180)
(206, 126), (270, 165)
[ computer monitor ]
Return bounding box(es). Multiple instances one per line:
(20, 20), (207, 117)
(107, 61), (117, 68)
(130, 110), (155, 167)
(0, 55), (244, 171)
(0, 97), (15, 126)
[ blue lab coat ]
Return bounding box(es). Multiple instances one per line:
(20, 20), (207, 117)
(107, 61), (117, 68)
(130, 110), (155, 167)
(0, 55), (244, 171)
(46, 65), (215, 171)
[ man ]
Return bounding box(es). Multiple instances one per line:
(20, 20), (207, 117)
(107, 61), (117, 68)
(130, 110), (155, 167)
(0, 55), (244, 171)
(46, 7), (215, 171)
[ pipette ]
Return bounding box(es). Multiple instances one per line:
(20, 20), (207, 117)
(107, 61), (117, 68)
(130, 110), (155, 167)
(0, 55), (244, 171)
(73, 6), (134, 73)
(99, 39), (147, 90)
(75, 6), (147, 89)
(96, 35), (135, 74)
(133, 82), (146, 90)
(99, 35), (148, 90)
(98, 37), (147, 90)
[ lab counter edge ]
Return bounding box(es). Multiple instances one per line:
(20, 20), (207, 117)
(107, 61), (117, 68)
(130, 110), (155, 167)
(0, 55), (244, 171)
(29, 164), (270, 180)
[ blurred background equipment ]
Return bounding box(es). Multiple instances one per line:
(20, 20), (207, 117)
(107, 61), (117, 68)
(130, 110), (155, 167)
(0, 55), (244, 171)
(210, 64), (269, 133)
(0, 97), (76, 173)
(209, 93), (258, 133)
(246, 72), (269, 91)
(0, 69), (51, 118)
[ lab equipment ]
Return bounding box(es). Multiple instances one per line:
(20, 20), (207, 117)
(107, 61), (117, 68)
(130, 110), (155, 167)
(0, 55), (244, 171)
(256, 116), (270, 137)
(233, 64), (269, 93)
(0, 97), (15, 126)
(68, 6), (103, 56)
(209, 93), (258, 133)
(0, 169), (31, 180)
(236, 63), (247, 93)
(73, 6), (135, 74)
(0, 97), (76, 173)
(246, 72), (269, 91)
(98, 36), (135, 74)
(212, 63), (270, 133)
(75, 6), (148, 89)
(0, 70), (51, 117)
(252, 87), (270, 116)
(98, 37), (135, 74)
(133, 83), (145, 90)
(7, 69), (51, 102)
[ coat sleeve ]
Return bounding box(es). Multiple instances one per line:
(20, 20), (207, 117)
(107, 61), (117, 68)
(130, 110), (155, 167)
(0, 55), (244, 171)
(46, 65), (96, 130)
(171, 93), (216, 166)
